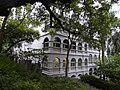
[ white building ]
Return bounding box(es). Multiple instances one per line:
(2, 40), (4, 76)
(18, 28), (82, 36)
(28, 31), (99, 78)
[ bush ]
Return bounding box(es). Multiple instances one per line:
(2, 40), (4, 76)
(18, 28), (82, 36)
(80, 75), (120, 90)
(0, 55), (97, 90)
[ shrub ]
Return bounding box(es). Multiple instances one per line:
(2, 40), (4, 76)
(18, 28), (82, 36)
(80, 75), (120, 90)
(0, 55), (97, 90)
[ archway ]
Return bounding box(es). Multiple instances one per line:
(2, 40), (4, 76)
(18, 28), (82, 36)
(89, 68), (93, 75)
(53, 57), (60, 72)
(71, 75), (76, 78)
(71, 58), (76, 70)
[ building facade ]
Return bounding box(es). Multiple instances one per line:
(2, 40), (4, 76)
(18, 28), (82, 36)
(28, 32), (99, 78)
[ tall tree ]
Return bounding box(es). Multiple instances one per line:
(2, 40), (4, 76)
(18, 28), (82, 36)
(43, 0), (117, 77)
(107, 31), (120, 56)
(0, 5), (41, 55)
(0, 0), (71, 53)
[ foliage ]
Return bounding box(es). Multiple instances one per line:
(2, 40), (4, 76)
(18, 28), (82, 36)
(18, 48), (46, 63)
(2, 5), (41, 54)
(107, 31), (120, 55)
(102, 53), (120, 82)
(0, 55), (97, 90)
(41, 0), (118, 77)
(80, 75), (120, 90)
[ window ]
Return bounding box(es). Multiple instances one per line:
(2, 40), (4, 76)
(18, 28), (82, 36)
(63, 39), (69, 48)
(42, 57), (48, 67)
(43, 38), (49, 47)
(42, 56), (48, 71)
(71, 41), (76, 49)
(84, 44), (87, 51)
(71, 58), (76, 68)
(94, 55), (97, 62)
(53, 57), (60, 72)
(89, 54), (92, 64)
(53, 37), (61, 47)
(78, 58), (82, 66)
(85, 58), (88, 65)
(53, 57), (60, 67)
(89, 68), (93, 75)
(89, 44), (92, 50)
(78, 43), (82, 50)
(63, 59), (66, 67)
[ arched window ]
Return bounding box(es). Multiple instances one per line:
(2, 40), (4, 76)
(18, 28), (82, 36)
(78, 58), (82, 67)
(71, 41), (76, 50)
(71, 75), (76, 78)
(89, 68), (93, 75)
(62, 59), (66, 70)
(63, 39), (69, 48)
(53, 57), (60, 72)
(53, 37), (61, 47)
(71, 58), (76, 70)
(63, 59), (66, 68)
(84, 44), (87, 51)
(42, 56), (48, 70)
(89, 54), (92, 64)
(89, 44), (92, 50)
(94, 68), (97, 75)
(85, 58), (88, 65)
(94, 55), (97, 63)
(78, 43), (82, 50)
(78, 74), (81, 77)
(43, 37), (49, 47)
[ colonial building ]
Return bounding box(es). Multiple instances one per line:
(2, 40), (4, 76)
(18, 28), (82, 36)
(28, 31), (99, 78)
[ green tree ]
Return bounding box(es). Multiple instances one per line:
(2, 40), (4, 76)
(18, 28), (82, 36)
(103, 53), (120, 82)
(3, 19), (40, 54)
(0, 0), (71, 53)
(0, 5), (42, 55)
(107, 21), (120, 56)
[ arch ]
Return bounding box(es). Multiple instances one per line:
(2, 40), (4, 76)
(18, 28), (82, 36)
(94, 68), (97, 75)
(89, 44), (92, 50)
(78, 74), (81, 77)
(85, 58), (88, 65)
(89, 54), (92, 64)
(53, 57), (60, 72)
(42, 56), (48, 70)
(42, 56), (48, 67)
(78, 43), (82, 50)
(43, 37), (49, 47)
(71, 58), (76, 70)
(63, 59), (66, 67)
(84, 44), (87, 51)
(94, 55), (97, 63)
(44, 37), (49, 42)
(78, 58), (82, 67)
(89, 68), (93, 75)
(63, 58), (67, 70)
(53, 37), (61, 47)
(71, 75), (76, 78)
(63, 39), (69, 48)
(71, 41), (76, 49)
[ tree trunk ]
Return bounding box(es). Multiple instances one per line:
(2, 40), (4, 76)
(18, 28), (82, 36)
(65, 32), (72, 77)
(101, 40), (105, 80)
(65, 45), (71, 77)
(98, 48), (102, 79)
(102, 44), (105, 65)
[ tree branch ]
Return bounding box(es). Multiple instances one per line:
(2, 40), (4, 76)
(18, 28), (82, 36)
(4, 38), (29, 53)
(13, 8), (33, 29)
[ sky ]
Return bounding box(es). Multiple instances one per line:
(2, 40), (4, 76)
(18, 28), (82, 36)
(111, 2), (120, 18)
